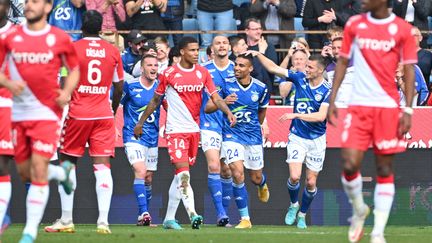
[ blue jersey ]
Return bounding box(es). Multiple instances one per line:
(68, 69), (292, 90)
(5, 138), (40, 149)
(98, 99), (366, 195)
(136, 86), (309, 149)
(121, 79), (161, 147)
(221, 77), (269, 145)
(283, 70), (331, 140)
(48, 0), (83, 41)
(200, 60), (236, 133)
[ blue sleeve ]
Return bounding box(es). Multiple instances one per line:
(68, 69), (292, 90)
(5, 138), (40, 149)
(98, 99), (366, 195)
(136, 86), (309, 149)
(284, 70), (303, 86)
(415, 66), (429, 105)
(121, 53), (129, 74)
(220, 82), (228, 99)
(120, 82), (129, 105)
(259, 87), (270, 108)
(322, 90), (331, 104)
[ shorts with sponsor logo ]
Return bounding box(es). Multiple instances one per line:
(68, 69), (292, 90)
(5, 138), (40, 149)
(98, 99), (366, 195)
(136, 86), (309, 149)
(166, 132), (199, 165)
(286, 133), (326, 172)
(201, 130), (222, 152)
(124, 142), (158, 171)
(60, 118), (115, 157)
(0, 108), (13, 155)
(12, 120), (61, 163)
(222, 141), (264, 170)
(341, 106), (406, 154)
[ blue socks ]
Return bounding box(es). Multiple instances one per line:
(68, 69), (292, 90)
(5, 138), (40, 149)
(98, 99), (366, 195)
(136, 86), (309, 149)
(221, 177), (233, 214)
(208, 173), (226, 217)
(300, 188), (317, 214)
(145, 184), (152, 208)
(233, 182), (249, 218)
(287, 179), (300, 204)
(133, 179), (148, 215)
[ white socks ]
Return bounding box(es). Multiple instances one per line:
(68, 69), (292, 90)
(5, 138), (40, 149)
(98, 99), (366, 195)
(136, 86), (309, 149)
(48, 164), (66, 181)
(164, 176), (181, 221)
(23, 183), (49, 239)
(0, 175), (11, 229)
(176, 171), (197, 218)
(372, 182), (395, 236)
(59, 168), (76, 222)
(341, 173), (366, 215)
(94, 164), (113, 225)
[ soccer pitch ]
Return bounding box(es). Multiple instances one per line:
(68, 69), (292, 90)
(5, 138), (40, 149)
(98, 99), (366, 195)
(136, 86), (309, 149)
(2, 225), (432, 243)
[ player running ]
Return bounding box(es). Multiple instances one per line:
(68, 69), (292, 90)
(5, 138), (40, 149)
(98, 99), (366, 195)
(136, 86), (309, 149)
(44, 10), (124, 235)
(200, 35), (236, 226)
(134, 36), (236, 230)
(0, 0), (80, 242)
(327, 0), (417, 242)
(206, 54), (270, 229)
(121, 54), (161, 226)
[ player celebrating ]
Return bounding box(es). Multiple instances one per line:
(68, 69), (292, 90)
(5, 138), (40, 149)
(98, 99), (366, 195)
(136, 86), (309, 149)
(250, 50), (331, 228)
(44, 10), (124, 235)
(0, 0), (13, 236)
(121, 54), (161, 226)
(134, 36), (236, 230)
(206, 54), (270, 229)
(200, 35), (236, 226)
(327, 0), (417, 242)
(0, 0), (80, 242)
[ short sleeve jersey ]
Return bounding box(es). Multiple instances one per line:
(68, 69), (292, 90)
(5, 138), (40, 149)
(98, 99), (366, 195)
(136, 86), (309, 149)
(340, 13), (417, 107)
(156, 63), (217, 134)
(121, 79), (160, 147)
(0, 24), (79, 121)
(221, 77), (269, 145)
(68, 37), (124, 119)
(283, 70), (331, 140)
(200, 60), (236, 133)
(0, 21), (13, 108)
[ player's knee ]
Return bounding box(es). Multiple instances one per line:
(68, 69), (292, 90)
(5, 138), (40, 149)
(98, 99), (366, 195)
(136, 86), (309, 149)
(289, 175), (301, 185)
(207, 162), (220, 174)
(305, 177), (317, 190)
(250, 173), (262, 185)
(376, 164), (393, 177)
(231, 171), (244, 184)
(0, 158), (10, 176)
(220, 166), (232, 178)
(341, 155), (359, 175)
(145, 172), (153, 184)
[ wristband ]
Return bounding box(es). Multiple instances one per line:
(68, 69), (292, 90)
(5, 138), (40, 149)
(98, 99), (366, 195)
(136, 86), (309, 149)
(403, 107), (414, 115)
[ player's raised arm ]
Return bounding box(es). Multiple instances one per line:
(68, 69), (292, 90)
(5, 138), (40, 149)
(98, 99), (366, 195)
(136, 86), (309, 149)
(245, 50), (287, 78)
(134, 93), (163, 138)
(210, 92), (236, 127)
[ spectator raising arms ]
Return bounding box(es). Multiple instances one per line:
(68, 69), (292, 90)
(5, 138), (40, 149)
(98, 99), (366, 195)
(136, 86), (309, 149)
(125, 0), (167, 39)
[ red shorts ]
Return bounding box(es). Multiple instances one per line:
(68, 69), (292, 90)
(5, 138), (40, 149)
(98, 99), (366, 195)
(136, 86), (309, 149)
(341, 106), (406, 154)
(0, 107), (13, 156)
(12, 120), (61, 163)
(166, 132), (199, 165)
(60, 118), (115, 157)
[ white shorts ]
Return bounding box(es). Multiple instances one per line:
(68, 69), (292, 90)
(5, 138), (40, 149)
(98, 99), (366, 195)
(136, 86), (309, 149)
(286, 133), (326, 172)
(222, 141), (264, 170)
(124, 143), (158, 171)
(201, 130), (222, 152)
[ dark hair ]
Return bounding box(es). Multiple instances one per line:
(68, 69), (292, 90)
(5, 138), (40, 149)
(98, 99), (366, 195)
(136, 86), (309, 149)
(206, 46), (212, 56)
(141, 54), (157, 65)
(387, 0), (392, 8)
(244, 17), (261, 29)
(0, 0), (11, 6)
(81, 10), (102, 35)
(168, 45), (181, 66)
(236, 53), (254, 66)
(228, 36), (245, 48)
(178, 36), (198, 50)
(309, 55), (327, 70)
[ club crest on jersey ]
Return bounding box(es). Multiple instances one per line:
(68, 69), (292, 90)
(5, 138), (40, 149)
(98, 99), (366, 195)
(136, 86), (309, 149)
(388, 23), (398, 36)
(46, 34), (56, 47)
(251, 91), (259, 102)
(196, 70), (202, 79)
(175, 149), (182, 159)
(13, 35), (23, 42)
(315, 93), (323, 102)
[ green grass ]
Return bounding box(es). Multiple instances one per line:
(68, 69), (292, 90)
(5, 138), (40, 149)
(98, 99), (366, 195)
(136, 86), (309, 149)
(2, 225), (432, 243)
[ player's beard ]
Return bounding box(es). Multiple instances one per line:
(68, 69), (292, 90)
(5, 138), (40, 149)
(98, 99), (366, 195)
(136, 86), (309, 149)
(25, 11), (44, 24)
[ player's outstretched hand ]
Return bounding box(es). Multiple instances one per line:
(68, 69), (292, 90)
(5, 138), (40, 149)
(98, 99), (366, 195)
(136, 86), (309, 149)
(56, 89), (71, 108)
(327, 102), (338, 127)
(398, 112), (412, 137)
(133, 124), (143, 139)
(225, 93), (238, 105)
(6, 80), (26, 96)
(228, 113), (237, 127)
(279, 113), (297, 122)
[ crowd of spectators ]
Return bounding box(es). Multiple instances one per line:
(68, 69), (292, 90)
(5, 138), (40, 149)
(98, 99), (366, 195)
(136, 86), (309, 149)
(6, 0), (432, 106)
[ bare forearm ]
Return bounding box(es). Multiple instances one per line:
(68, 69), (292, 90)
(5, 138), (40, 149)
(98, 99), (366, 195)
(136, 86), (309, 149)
(403, 64), (415, 108)
(295, 111), (326, 122)
(256, 52), (286, 77)
(153, 0), (167, 12)
(63, 69), (80, 95)
(330, 58), (349, 102)
(214, 98), (231, 115)
(205, 99), (218, 113)
(111, 81), (124, 115)
(137, 94), (161, 125)
(258, 109), (267, 124)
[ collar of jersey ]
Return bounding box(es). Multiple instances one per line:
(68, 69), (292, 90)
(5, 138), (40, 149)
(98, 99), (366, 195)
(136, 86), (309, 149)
(236, 78), (253, 91)
(83, 37), (101, 41)
(176, 63), (195, 72)
(23, 23), (51, 36)
(213, 60), (232, 72)
(366, 12), (396, 25)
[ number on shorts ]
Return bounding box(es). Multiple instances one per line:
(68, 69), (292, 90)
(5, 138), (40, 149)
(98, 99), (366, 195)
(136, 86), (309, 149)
(226, 149), (239, 160)
(87, 60), (102, 85)
(135, 150), (143, 160)
(210, 137), (220, 147)
(173, 138), (186, 149)
(291, 149), (298, 160)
